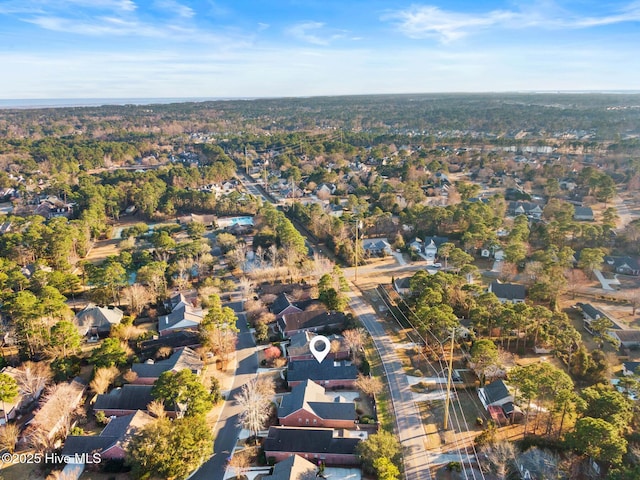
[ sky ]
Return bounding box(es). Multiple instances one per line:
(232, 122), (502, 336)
(0, 0), (639, 99)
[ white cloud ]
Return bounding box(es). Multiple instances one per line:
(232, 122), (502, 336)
(155, 0), (194, 19)
(285, 21), (347, 46)
(383, 2), (640, 43)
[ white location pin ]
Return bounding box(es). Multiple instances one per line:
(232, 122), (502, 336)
(309, 335), (331, 363)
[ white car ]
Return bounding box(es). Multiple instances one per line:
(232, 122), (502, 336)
(432, 263), (442, 268)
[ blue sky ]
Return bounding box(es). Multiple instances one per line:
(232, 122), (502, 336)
(0, 0), (639, 99)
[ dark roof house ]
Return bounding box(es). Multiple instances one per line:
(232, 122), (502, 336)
(93, 385), (174, 417)
(62, 410), (154, 461)
(286, 332), (349, 361)
(604, 256), (640, 276)
(263, 427), (361, 466)
(277, 309), (345, 337)
(287, 359), (358, 388)
(278, 379), (356, 428)
(488, 281), (526, 303)
(131, 347), (203, 384)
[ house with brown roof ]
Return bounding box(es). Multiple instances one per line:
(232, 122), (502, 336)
(278, 380), (357, 429)
(263, 427), (361, 466)
(130, 347), (203, 385)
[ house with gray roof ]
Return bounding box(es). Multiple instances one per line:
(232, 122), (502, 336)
(93, 385), (174, 418)
(74, 304), (124, 337)
(362, 238), (392, 256)
(62, 410), (154, 463)
(478, 379), (522, 423)
(263, 455), (317, 480)
(277, 309), (345, 337)
(271, 293), (317, 320)
(623, 361), (640, 376)
(263, 427), (361, 466)
(604, 256), (640, 276)
(287, 359), (357, 389)
(130, 347), (203, 385)
(574, 206), (594, 221)
(158, 293), (204, 336)
(488, 281), (526, 303)
(279, 379), (357, 429)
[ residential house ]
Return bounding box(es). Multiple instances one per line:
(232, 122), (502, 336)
(158, 293), (204, 336)
(576, 303), (608, 333)
(622, 361), (640, 376)
(609, 329), (640, 349)
(74, 304), (124, 337)
(423, 236), (449, 264)
(277, 309), (345, 337)
(488, 281), (526, 303)
(478, 379), (522, 423)
(93, 385), (174, 418)
(271, 293), (316, 320)
(326, 203), (344, 217)
(263, 427), (361, 466)
(508, 201), (543, 219)
(286, 332), (349, 361)
(393, 277), (412, 296)
(61, 410), (154, 467)
(278, 379), (357, 429)
(262, 455), (317, 480)
(362, 238), (392, 256)
(33, 196), (74, 219)
(130, 347), (203, 385)
(604, 256), (640, 276)
(574, 206), (594, 221)
(287, 359), (358, 389)
(139, 330), (201, 358)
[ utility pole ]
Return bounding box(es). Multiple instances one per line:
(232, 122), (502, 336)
(354, 219), (362, 282)
(244, 146), (249, 175)
(443, 327), (456, 431)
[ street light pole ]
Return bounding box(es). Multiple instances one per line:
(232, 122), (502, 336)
(443, 327), (456, 431)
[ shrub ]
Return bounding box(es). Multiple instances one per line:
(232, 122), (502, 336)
(447, 461), (462, 472)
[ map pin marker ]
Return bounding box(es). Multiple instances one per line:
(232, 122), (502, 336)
(309, 335), (331, 363)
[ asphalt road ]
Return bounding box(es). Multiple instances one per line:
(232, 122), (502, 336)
(191, 302), (258, 480)
(348, 291), (433, 480)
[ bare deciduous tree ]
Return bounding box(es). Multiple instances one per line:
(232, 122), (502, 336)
(481, 441), (516, 479)
(90, 366), (119, 395)
(355, 374), (383, 397)
(235, 377), (275, 444)
(343, 328), (366, 361)
(123, 284), (152, 317)
(14, 361), (51, 403)
(228, 451), (249, 479)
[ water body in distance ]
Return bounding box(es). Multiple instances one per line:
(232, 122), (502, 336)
(0, 97), (258, 110)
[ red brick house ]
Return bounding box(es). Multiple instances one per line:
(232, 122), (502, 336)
(278, 379), (356, 429)
(263, 427), (361, 466)
(62, 410), (154, 461)
(93, 385), (175, 418)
